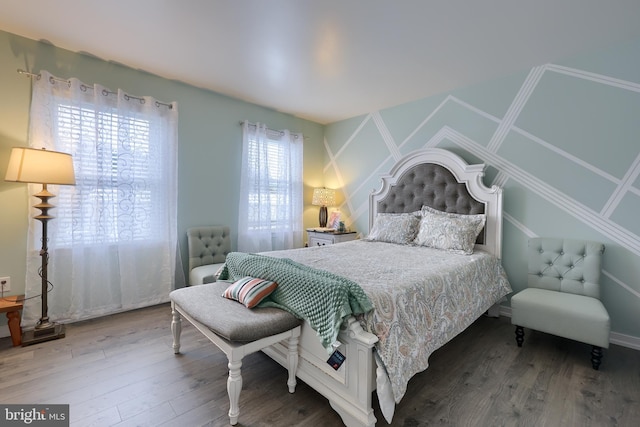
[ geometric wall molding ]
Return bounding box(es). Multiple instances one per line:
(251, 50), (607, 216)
(486, 65), (545, 153)
(503, 212), (536, 238)
(449, 126), (640, 257)
(324, 52), (640, 340)
(334, 63), (640, 257)
(602, 270), (640, 300)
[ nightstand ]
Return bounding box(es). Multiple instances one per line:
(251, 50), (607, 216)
(307, 230), (357, 247)
(0, 295), (24, 346)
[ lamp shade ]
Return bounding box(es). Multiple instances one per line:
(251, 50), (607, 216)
(5, 147), (75, 185)
(312, 187), (335, 207)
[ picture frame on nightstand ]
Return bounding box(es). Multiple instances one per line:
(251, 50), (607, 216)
(328, 211), (341, 229)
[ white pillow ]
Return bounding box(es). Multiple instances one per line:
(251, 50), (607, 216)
(413, 206), (485, 255)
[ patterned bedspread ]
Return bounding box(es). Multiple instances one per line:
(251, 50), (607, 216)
(266, 239), (512, 403)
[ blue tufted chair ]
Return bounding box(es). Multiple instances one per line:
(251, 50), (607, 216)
(187, 226), (231, 286)
(511, 238), (609, 369)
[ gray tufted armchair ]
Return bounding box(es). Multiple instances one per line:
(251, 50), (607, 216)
(187, 226), (231, 286)
(511, 238), (610, 369)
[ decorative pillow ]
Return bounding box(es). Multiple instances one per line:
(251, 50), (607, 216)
(366, 212), (421, 244)
(414, 206), (486, 255)
(222, 277), (278, 308)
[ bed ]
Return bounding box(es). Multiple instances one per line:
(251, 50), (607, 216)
(222, 147), (512, 426)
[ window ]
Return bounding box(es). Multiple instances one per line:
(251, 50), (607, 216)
(245, 132), (297, 231)
(54, 102), (162, 246)
(238, 121), (303, 252)
(22, 70), (180, 326)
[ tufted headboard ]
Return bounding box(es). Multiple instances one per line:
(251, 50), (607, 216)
(369, 148), (503, 258)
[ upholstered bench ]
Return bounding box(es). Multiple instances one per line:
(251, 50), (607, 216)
(170, 282), (302, 425)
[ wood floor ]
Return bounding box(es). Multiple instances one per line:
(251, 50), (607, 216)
(1, 304), (638, 427)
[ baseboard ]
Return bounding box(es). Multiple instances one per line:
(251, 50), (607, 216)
(499, 305), (640, 351)
(608, 332), (640, 351)
(498, 305), (513, 318)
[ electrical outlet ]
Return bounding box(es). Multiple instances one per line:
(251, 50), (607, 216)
(0, 276), (10, 293)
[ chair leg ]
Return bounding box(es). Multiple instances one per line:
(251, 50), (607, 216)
(515, 325), (524, 347)
(171, 305), (182, 354)
(591, 346), (603, 370)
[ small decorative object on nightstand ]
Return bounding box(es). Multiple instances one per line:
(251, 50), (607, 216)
(307, 229), (357, 247)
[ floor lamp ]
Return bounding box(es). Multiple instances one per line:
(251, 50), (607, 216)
(5, 147), (76, 345)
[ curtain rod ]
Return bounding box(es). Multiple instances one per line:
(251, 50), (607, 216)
(239, 120), (307, 140)
(17, 69), (173, 109)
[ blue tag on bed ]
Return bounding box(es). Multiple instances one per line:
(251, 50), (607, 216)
(327, 349), (345, 370)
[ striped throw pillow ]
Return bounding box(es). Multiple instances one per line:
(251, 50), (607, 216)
(222, 276), (278, 308)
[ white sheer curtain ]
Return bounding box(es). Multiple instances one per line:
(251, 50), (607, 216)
(22, 70), (180, 327)
(238, 121), (303, 252)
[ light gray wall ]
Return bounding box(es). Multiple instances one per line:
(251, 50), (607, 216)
(0, 30), (325, 334)
(323, 37), (640, 346)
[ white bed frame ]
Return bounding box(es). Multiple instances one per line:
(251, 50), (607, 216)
(262, 148), (503, 426)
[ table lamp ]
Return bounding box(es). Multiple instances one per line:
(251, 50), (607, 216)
(311, 187), (335, 228)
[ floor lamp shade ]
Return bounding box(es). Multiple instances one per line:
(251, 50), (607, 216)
(312, 188), (335, 228)
(5, 147), (76, 185)
(4, 147), (75, 345)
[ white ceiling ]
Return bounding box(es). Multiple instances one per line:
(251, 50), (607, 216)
(2, 0), (640, 124)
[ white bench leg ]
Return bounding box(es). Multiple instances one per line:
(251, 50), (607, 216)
(287, 334), (299, 393)
(171, 304), (182, 354)
(169, 302), (301, 425)
(227, 359), (243, 425)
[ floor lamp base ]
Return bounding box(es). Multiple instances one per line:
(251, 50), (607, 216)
(22, 323), (66, 346)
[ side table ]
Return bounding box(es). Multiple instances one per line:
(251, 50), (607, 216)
(0, 295), (24, 346)
(307, 230), (357, 247)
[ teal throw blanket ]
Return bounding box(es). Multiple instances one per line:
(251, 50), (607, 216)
(219, 252), (373, 352)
